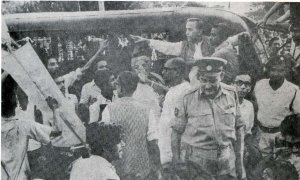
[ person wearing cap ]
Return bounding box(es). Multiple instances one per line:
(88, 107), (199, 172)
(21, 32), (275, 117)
(159, 57), (191, 179)
(254, 55), (300, 158)
(171, 57), (245, 180)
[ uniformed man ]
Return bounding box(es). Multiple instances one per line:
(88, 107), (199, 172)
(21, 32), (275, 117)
(171, 57), (245, 180)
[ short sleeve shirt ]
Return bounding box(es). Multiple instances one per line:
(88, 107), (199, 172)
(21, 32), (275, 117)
(255, 79), (300, 128)
(70, 155), (120, 180)
(171, 84), (243, 149)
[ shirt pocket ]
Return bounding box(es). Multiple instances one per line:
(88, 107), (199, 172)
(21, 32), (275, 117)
(188, 110), (214, 127)
(220, 108), (235, 128)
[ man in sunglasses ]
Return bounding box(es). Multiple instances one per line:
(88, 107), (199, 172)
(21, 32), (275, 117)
(233, 74), (254, 136)
(233, 73), (256, 179)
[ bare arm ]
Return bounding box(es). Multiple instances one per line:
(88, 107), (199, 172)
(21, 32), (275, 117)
(80, 40), (108, 74)
(275, 10), (290, 23)
(130, 35), (182, 56)
(259, 2), (286, 26)
(1, 71), (9, 83)
(233, 125), (245, 179)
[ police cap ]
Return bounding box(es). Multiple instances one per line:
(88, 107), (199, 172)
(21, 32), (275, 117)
(265, 55), (296, 70)
(194, 57), (227, 74)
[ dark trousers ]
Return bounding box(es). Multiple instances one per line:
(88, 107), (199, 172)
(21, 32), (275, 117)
(176, 160), (237, 180)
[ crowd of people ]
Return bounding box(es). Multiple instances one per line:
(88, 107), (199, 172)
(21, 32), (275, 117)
(2, 4), (300, 180)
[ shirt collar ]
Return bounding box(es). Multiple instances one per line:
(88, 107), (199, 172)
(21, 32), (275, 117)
(199, 83), (228, 100)
(1, 117), (18, 132)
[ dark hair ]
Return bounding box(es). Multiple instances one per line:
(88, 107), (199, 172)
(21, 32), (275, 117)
(269, 37), (280, 47)
(166, 57), (187, 75)
(212, 23), (233, 43)
(42, 56), (56, 67)
(94, 69), (114, 100)
(186, 18), (204, 31)
(86, 122), (122, 156)
(94, 69), (113, 88)
(118, 71), (139, 95)
(2, 75), (17, 117)
(280, 114), (300, 138)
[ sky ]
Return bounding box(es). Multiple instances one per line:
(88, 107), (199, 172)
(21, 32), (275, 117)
(203, 2), (253, 15)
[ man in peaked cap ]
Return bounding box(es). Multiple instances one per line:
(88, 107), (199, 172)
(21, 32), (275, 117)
(171, 57), (245, 180)
(255, 55), (300, 158)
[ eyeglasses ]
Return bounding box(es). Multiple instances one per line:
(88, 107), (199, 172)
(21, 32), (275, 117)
(234, 80), (251, 88)
(163, 67), (177, 71)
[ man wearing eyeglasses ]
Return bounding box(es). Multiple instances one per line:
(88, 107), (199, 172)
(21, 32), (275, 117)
(233, 74), (254, 136)
(233, 73), (256, 179)
(159, 57), (190, 179)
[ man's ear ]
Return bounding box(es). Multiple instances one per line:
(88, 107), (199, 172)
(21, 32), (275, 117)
(220, 71), (225, 81)
(198, 29), (203, 36)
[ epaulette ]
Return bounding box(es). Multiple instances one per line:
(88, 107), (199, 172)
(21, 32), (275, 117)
(221, 82), (237, 92)
(149, 72), (165, 85)
(182, 87), (199, 98)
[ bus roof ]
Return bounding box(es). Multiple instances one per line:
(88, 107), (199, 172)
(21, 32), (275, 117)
(4, 7), (254, 34)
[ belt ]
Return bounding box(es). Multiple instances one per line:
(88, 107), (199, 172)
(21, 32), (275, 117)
(190, 145), (232, 159)
(258, 123), (280, 133)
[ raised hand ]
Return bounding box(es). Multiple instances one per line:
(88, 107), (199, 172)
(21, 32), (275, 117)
(130, 35), (149, 44)
(45, 96), (59, 110)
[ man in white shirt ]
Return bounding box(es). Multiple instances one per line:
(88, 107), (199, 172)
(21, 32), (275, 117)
(80, 69), (114, 123)
(1, 74), (60, 180)
(131, 18), (214, 88)
(233, 73), (256, 179)
(159, 57), (191, 179)
(233, 74), (254, 136)
(70, 123), (124, 180)
(254, 55), (300, 157)
(45, 40), (108, 95)
(131, 18), (214, 62)
(50, 76), (85, 147)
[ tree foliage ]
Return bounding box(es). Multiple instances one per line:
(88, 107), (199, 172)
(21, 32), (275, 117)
(246, 2), (285, 21)
(2, 1), (206, 14)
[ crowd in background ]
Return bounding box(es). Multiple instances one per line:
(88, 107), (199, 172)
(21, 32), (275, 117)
(2, 3), (300, 180)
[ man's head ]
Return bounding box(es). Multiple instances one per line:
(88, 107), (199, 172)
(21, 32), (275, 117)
(94, 69), (115, 100)
(162, 57), (186, 86)
(290, 25), (300, 45)
(47, 57), (59, 76)
(280, 114), (300, 145)
(131, 56), (152, 76)
(209, 23), (232, 47)
(54, 76), (65, 94)
(96, 60), (108, 71)
(115, 71), (139, 98)
(265, 55), (288, 80)
(186, 18), (204, 43)
(194, 57), (227, 98)
(87, 122), (124, 161)
(269, 37), (282, 55)
(284, 39), (292, 53)
(2, 75), (17, 118)
(233, 74), (252, 99)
